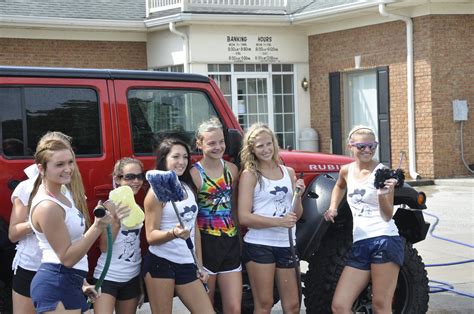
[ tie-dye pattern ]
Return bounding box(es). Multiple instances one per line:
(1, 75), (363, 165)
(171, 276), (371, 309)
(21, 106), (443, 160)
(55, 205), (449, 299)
(195, 161), (237, 237)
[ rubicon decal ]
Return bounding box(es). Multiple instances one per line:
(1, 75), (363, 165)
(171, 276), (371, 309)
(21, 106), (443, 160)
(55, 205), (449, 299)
(309, 164), (341, 171)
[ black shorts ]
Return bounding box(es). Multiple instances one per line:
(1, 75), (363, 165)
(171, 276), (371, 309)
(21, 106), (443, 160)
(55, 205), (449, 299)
(12, 266), (36, 297)
(143, 252), (197, 285)
(201, 233), (241, 274)
(242, 242), (299, 269)
(91, 275), (141, 300)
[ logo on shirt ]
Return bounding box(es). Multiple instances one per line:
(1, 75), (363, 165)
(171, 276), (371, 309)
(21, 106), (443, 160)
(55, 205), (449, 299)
(180, 205), (198, 230)
(118, 229), (140, 262)
(348, 189), (371, 216)
(270, 186), (289, 217)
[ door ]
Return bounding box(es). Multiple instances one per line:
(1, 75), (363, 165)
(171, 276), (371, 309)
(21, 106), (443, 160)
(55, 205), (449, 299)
(231, 74), (272, 131)
(345, 71), (380, 159)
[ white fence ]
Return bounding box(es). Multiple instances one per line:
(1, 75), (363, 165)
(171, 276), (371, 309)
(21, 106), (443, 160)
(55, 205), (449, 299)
(147, 0), (289, 16)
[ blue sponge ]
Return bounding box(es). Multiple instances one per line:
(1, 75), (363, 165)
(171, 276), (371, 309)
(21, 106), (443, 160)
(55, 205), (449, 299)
(146, 170), (184, 202)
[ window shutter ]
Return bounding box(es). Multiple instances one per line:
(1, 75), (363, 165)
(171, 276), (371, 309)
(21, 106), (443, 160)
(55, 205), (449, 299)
(377, 66), (391, 166)
(329, 72), (342, 154)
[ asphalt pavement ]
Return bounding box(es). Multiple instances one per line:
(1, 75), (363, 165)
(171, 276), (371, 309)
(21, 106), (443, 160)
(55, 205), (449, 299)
(135, 178), (474, 313)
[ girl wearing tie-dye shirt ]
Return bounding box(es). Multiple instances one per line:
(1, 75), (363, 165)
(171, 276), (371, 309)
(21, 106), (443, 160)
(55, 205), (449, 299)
(191, 117), (242, 314)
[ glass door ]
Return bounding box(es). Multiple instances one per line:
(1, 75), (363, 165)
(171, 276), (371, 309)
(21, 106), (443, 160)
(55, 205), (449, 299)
(345, 70), (379, 159)
(231, 74), (272, 131)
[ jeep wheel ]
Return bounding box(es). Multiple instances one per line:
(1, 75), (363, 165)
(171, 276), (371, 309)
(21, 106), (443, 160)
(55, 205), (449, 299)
(304, 225), (429, 313)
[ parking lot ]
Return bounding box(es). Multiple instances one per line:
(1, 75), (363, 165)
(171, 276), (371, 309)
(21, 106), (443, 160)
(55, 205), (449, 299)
(137, 179), (474, 313)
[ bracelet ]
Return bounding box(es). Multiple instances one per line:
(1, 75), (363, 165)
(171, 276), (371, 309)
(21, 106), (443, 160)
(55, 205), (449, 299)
(172, 228), (178, 238)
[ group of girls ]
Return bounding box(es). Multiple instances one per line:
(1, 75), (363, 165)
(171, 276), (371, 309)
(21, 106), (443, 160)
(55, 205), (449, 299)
(9, 120), (402, 314)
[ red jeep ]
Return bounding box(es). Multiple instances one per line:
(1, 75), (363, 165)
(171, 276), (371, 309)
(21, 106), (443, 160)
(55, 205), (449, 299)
(0, 66), (429, 313)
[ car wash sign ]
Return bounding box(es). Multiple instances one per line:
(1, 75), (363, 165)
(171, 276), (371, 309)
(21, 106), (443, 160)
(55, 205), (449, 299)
(226, 35), (280, 63)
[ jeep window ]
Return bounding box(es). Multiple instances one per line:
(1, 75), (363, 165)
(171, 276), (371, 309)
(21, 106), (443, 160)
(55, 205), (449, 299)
(0, 87), (101, 157)
(128, 89), (218, 154)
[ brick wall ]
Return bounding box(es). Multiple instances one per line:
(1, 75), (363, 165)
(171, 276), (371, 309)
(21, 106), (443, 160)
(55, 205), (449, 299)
(0, 38), (147, 69)
(430, 15), (473, 178)
(308, 15), (473, 179)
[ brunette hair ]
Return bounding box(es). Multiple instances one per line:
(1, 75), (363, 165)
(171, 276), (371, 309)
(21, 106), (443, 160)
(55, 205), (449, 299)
(155, 137), (197, 193)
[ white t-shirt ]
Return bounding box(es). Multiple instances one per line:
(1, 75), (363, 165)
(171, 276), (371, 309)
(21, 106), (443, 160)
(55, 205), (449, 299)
(346, 162), (399, 243)
(11, 179), (42, 272)
(29, 190), (88, 272)
(148, 183), (198, 264)
(94, 224), (142, 282)
(244, 166), (295, 247)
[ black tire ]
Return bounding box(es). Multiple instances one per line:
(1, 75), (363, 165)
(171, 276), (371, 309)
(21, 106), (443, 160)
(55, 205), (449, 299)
(304, 221), (429, 313)
(303, 217), (352, 314)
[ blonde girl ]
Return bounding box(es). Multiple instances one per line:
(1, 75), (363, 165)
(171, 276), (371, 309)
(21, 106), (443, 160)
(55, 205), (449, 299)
(9, 131), (74, 314)
(238, 123), (305, 314)
(191, 117), (241, 313)
(28, 135), (112, 314)
(324, 126), (402, 314)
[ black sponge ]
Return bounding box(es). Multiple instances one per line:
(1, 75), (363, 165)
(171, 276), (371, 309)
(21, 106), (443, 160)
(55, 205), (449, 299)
(374, 168), (405, 189)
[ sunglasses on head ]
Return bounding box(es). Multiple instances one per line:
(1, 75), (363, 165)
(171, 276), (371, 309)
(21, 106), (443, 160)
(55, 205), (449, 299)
(120, 173), (145, 181)
(350, 141), (378, 151)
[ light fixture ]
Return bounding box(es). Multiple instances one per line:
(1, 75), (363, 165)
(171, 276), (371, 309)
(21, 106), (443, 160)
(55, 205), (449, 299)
(301, 77), (309, 91)
(354, 55), (361, 69)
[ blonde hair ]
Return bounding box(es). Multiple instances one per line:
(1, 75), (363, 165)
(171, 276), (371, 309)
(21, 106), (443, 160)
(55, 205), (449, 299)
(29, 132), (91, 228)
(347, 125), (376, 143)
(196, 117), (223, 144)
(240, 123), (281, 185)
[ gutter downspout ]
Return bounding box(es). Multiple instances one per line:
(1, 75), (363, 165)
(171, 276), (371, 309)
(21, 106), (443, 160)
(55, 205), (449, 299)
(379, 3), (420, 179)
(169, 22), (189, 73)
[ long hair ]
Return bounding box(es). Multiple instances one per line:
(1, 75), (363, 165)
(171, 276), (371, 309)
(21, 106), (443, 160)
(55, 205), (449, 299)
(240, 123), (281, 186)
(155, 137), (197, 194)
(28, 134), (91, 228)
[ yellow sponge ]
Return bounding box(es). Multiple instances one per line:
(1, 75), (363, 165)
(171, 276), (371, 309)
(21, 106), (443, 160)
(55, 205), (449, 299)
(109, 186), (144, 229)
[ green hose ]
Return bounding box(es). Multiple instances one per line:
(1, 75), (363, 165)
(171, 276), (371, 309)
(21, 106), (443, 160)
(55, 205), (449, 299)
(87, 224), (112, 306)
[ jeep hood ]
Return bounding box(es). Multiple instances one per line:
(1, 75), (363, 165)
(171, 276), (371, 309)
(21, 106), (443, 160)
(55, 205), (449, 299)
(279, 150), (353, 175)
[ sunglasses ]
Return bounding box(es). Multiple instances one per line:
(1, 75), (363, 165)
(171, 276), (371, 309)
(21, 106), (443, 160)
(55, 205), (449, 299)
(350, 141), (378, 151)
(120, 173), (145, 181)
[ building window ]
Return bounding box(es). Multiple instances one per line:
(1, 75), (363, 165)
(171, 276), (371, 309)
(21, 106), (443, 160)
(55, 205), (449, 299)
(153, 65), (184, 72)
(208, 64), (296, 149)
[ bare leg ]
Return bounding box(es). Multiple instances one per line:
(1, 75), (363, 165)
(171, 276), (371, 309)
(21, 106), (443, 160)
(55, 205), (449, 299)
(275, 268), (299, 314)
(93, 292), (116, 314)
(144, 274), (175, 314)
(371, 262), (400, 314)
(43, 301), (81, 313)
(175, 280), (215, 314)
(115, 296), (139, 314)
(245, 261), (275, 314)
(332, 266), (371, 314)
(12, 291), (36, 314)
(217, 271), (242, 314)
(206, 273), (218, 306)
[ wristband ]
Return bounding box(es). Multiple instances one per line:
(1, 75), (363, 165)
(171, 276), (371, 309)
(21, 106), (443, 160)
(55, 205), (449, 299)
(172, 228), (178, 238)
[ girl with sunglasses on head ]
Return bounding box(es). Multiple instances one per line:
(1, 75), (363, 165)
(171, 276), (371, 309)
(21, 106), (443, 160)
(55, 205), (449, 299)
(28, 134), (114, 314)
(324, 126), (402, 314)
(143, 138), (214, 314)
(92, 157), (146, 314)
(238, 123), (305, 314)
(190, 117), (241, 313)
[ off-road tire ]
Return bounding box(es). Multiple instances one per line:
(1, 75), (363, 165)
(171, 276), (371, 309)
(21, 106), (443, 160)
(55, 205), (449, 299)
(304, 221), (429, 313)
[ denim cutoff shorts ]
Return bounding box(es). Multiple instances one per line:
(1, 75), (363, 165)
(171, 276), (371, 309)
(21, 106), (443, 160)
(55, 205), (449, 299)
(30, 263), (88, 313)
(346, 235), (404, 270)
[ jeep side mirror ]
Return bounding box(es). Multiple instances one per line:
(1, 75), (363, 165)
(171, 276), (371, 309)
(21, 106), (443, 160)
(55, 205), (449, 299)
(225, 128), (242, 161)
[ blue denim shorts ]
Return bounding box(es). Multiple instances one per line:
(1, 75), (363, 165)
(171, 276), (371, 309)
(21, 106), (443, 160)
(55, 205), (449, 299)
(242, 242), (299, 269)
(143, 251), (198, 285)
(346, 236), (404, 270)
(30, 263), (88, 313)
